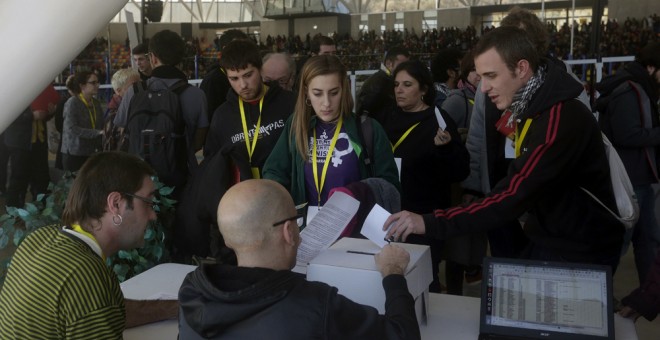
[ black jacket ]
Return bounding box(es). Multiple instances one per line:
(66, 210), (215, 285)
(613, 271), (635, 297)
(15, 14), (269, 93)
(357, 69), (396, 121)
(178, 264), (420, 340)
(200, 64), (232, 123)
(381, 105), (469, 212)
(595, 61), (660, 186)
(204, 83), (294, 181)
(4, 107), (33, 150)
(422, 58), (624, 266)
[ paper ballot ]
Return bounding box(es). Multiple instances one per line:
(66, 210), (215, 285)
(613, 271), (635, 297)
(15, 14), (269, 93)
(360, 204), (392, 248)
(294, 192), (360, 272)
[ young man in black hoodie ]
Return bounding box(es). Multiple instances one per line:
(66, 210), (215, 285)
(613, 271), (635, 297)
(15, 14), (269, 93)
(596, 42), (660, 283)
(178, 179), (420, 339)
(204, 39), (294, 181)
(200, 29), (249, 122)
(385, 26), (624, 271)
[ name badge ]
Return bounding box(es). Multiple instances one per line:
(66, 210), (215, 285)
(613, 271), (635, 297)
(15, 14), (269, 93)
(504, 139), (515, 159)
(307, 205), (320, 224)
(394, 157), (402, 181)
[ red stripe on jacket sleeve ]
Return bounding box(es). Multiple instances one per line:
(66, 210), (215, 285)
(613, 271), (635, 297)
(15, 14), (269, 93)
(435, 103), (563, 219)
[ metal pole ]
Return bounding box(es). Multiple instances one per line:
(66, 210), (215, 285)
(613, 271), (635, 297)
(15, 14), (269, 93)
(570, 0), (575, 58)
(107, 25), (112, 77)
(541, 0), (545, 21)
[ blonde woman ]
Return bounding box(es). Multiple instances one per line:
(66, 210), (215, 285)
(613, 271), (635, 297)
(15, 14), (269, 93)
(263, 55), (399, 220)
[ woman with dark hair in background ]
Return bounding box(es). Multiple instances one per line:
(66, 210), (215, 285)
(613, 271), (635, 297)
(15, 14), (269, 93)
(61, 71), (103, 172)
(380, 59), (470, 293)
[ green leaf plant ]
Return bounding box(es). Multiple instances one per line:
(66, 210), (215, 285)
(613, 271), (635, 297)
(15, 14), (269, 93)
(0, 172), (175, 287)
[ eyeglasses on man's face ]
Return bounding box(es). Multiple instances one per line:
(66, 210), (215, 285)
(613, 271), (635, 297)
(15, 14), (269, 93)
(86, 80), (100, 86)
(265, 74), (293, 89)
(122, 192), (160, 212)
(272, 213), (304, 229)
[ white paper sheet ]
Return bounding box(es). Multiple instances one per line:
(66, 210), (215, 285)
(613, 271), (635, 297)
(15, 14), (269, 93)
(295, 192), (360, 271)
(435, 107), (447, 130)
(504, 138), (515, 159)
(360, 204), (392, 248)
(394, 157), (402, 181)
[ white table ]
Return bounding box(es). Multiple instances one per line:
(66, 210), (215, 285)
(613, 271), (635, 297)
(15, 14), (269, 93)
(122, 263), (195, 340)
(122, 263), (639, 340)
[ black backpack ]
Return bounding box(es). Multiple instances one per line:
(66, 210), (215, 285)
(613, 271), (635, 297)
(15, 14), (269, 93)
(355, 114), (375, 177)
(125, 79), (190, 188)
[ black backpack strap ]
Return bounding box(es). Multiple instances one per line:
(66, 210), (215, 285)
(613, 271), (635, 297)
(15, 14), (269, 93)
(356, 114), (375, 177)
(169, 79), (190, 136)
(170, 79), (198, 171)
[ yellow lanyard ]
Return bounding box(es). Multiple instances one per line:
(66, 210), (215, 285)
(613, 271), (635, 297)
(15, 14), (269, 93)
(312, 117), (343, 205)
(239, 85), (268, 164)
(515, 118), (533, 158)
(391, 122), (420, 152)
(71, 223), (105, 260)
(78, 94), (97, 129)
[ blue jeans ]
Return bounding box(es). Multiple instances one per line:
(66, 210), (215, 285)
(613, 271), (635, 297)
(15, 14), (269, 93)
(621, 185), (660, 283)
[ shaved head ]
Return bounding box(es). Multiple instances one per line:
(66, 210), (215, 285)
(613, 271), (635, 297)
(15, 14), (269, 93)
(217, 180), (299, 268)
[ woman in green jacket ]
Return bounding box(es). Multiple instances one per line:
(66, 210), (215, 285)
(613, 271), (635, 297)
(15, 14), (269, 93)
(263, 55), (399, 223)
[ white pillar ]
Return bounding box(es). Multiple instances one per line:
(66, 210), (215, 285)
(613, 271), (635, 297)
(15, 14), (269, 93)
(0, 0), (128, 133)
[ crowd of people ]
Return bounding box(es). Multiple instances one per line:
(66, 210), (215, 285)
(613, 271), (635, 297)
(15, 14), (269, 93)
(62, 13), (659, 85)
(1, 6), (660, 339)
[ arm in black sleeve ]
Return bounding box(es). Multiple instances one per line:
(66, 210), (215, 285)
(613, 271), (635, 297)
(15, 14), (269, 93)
(325, 274), (420, 340)
(433, 109), (470, 183)
(608, 90), (660, 148)
(423, 101), (591, 240)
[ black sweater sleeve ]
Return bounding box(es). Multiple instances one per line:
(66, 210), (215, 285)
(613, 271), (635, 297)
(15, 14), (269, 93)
(325, 274), (420, 340)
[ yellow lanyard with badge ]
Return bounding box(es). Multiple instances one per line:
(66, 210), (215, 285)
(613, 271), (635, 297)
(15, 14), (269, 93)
(78, 94), (97, 129)
(239, 85), (269, 179)
(312, 116), (343, 206)
(515, 118), (533, 158)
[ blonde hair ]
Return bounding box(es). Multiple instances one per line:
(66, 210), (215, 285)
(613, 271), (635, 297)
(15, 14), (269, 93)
(111, 68), (140, 92)
(292, 55), (353, 161)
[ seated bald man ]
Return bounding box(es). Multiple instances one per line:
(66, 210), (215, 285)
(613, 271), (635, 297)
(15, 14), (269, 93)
(178, 179), (420, 340)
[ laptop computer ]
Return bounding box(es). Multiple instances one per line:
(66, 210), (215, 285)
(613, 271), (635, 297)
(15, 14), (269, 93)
(479, 257), (614, 340)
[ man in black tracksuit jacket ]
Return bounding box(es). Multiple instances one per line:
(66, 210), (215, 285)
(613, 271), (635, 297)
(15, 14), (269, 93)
(386, 27), (624, 271)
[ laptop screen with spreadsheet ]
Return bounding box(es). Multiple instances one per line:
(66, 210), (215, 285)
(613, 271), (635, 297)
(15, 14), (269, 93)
(479, 257), (614, 340)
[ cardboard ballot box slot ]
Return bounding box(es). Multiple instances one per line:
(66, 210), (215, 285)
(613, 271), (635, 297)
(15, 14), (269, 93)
(307, 238), (432, 325)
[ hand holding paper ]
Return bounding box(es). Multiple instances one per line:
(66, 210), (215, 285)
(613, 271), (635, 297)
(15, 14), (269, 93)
(383, 210), (426, 242)
(360, 204), (394, 247)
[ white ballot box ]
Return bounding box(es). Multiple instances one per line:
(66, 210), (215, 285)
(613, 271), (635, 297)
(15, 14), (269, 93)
(306, 237), (432, 325)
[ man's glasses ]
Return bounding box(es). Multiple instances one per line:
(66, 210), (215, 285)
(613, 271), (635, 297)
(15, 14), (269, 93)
(122, 192), (159, 212)
(265, 75), (293, 89)
(87, 80), (100, 85)
(272, 213), (304, 229)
